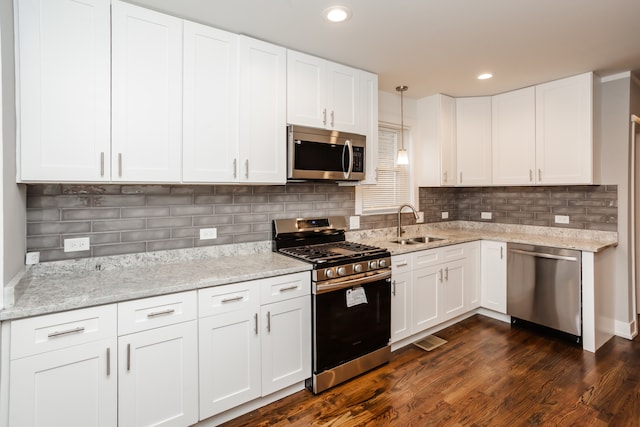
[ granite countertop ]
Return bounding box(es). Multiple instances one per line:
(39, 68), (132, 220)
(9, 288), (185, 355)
(1, 243), (311, 321)
(2, 221), (617, 322)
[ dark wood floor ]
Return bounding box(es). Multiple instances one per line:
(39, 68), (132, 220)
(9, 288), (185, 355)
(221, 315), (640, 426)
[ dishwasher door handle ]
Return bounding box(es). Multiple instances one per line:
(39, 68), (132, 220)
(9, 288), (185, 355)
(508, 248), (578, 262)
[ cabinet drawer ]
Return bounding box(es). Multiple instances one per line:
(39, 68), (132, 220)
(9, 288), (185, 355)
(259, 272), (310, 305)
(11, 304), (117, 360)
(413, 248), (441, 268)
(391, 254), (413, 273)
(441, 242), (478, 262)
(118, 291), (197, 335)
(199, 281), (260, 318)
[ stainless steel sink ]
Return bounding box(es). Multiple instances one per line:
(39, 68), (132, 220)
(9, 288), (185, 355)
(391, 236), (445, 245)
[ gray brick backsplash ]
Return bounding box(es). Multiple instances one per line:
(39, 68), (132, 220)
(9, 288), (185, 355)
(26, 183), (618, 262)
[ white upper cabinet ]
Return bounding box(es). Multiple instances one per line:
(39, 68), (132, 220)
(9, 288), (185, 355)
(111, 1), (183, 183)
(287, 50), (361, 133)
(182, 23), (239, 183)
(16, 0), (111, 182)
(456, 97), (492, 186)
(238, 36), (287, 184)
(415, 94), (457, 186)
(354, 70), (379, 185)
(535, 72), (594, 184)
(492, 86), (536, 185)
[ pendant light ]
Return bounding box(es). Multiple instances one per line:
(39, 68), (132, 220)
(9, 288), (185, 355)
(396, 85), (409, 165)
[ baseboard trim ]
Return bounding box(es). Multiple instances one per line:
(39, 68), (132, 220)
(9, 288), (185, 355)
(615, 318), (638, 340)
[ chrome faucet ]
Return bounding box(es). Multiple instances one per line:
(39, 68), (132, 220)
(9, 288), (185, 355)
(397, 204), (419, 240)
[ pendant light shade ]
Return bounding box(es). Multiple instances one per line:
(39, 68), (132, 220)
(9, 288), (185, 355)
(396, 85), (409, 165)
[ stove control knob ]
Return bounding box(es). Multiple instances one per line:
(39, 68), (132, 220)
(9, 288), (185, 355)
(325, 268), (335, 279)
(369, 260), (379, 269)
(354, 263), (363, 273)
(337, 267), (347, 276)
(379, 259), (388, 268)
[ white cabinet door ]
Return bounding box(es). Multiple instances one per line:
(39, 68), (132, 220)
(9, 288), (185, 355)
(456, 97), (492, 186)
(327, 62), (360, 133)
(261, 296), (311, 396)
(440, 259), (466, 321)
(481, 240), (507, 313)
(415, 94), (456, 186)
(198, 307), (261, 419)
(182, 22), (239, 183)
(9, 338), (117, 427)
(286, 50), (327, 129)
(357, 70), (379, 184)
(492, 87), (536, 185)
(238, 36), (287, 184)
(118, 322), (198, 427)
(535, 72), (593, 184)
(17, 0), (111, 182)
(390, 270), (412, 343)
(463, 242), (481, 310)
(111, 1), (182, 182)
(412, 265), (440, 331)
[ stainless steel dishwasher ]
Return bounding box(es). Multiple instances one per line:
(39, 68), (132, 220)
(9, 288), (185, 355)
(507, 243), (581, 341)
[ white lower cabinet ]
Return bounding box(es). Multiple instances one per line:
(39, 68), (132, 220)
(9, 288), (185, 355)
(480, 240), (507, 313)
(198, 272), (311, 420)
(390, 242), (480, 344)
(117, 292), (199, 427)
(8, 305), (118, 427)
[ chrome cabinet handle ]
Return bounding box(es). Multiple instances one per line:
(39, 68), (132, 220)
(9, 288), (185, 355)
(323, 108), (327, 126)
(443, 171), (447, 183)
(392, 280), (396, 296)
(266, 311), (271, 333)
(106, 348), (111, 376)
(538, 168), (542, 182)
(396, 260), (408, 267)
(222, 295), (243, 303)
(127, 343), (131, 371)
(233, 158), (237, 178)
(254, 313), (258, 335)
(459, 172), (462, 184)
(445, 267), (449, 281)
(500, 246), (504, 259)
(245, 160), (249, 179)
(48, 326), (85, 338)
(100, 152), (105, 177)
(118, 153), (123, 177)
(330, 110), (335, 127)
(147, 308), (175, 318)
(529, 169), (533, 182)
(279, 285), (298, 293)
(438, 269), (443, 282)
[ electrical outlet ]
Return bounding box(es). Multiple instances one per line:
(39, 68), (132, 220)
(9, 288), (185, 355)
(555, 215), (570, 224)
(64, 237), (90, 252)
(349, 216), (360, 230)
(442, 212), (449, 219)
(416, 212), (424, 223)
(200, 228), (217, 240)
(25, 252), (40, 264)
(481, 212), (492, 220)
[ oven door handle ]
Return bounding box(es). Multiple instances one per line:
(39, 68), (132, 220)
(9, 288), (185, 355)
(315, 270), (391, 294)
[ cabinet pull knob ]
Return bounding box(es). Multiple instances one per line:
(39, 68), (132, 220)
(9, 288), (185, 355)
(147, 308), (175, 318)
(323, 108), (327, 126)
(127, 343), (131, 371)
(48, 326), (85, 338)
(279, 285), (298, 292)
(529, 169), (533, 182)
(538, 168), (542, 182)
(392, 280), (396, 296)
(245, 159), (249, 179)
(221, 295), (243, 303)
(106, 347), (111, 376)
(331, 110), (335, 127)
(233, 158), (237, 178)
(118, 153), (123, 177)
(100, 152), (105, 177)
(254, 313), (258, 335)
(445, 267), (449, 281)
(267, 311), (271, 333)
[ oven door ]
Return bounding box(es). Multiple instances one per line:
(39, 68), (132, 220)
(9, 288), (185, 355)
(288, 126), (365, 181)
(313, 270), (391, 374)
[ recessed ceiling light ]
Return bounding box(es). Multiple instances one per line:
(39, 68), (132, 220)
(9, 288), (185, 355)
(323, 6), (352, 23)
(477, 73), (493, 80)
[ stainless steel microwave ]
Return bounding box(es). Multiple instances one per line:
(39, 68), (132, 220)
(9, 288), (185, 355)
(287, 125), (366, 181)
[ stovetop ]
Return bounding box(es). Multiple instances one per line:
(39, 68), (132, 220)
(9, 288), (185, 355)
(278, 241), (388, 264)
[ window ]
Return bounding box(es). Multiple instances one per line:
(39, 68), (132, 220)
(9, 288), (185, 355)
(359, 124), (412, 214)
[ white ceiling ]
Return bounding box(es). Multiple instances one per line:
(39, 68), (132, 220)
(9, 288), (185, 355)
(125, 0), (640, 99)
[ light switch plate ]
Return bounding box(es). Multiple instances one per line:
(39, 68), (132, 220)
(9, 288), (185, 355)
(555, 215), (570, 224)
(481, 212), (492, 220)
(200, 228), (217, 240)
(25, 252), (40, 264)
(64, 237), (90, 252)
(349, 216), (360, 230)
(442, 212), (449, 219)
(416, 212), (424, 223)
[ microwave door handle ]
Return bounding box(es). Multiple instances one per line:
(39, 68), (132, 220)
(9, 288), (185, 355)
(343, 140), (353, 179)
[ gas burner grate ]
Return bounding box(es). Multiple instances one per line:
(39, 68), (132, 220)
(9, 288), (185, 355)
(279, 241), (387, 264)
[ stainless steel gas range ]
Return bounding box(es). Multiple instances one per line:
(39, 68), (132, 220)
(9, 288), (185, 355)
(272, 216), (392, 394)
